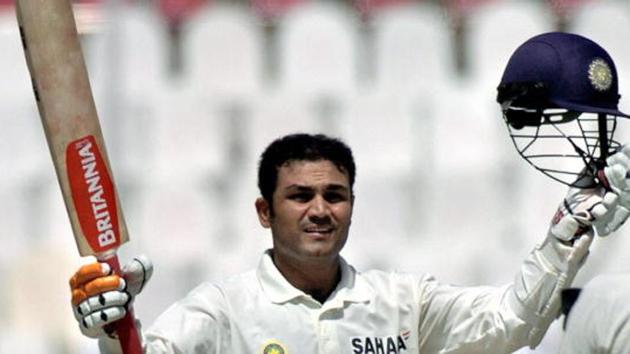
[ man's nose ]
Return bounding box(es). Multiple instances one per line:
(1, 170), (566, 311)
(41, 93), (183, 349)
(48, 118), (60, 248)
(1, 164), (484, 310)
(308, 196), (331, 222)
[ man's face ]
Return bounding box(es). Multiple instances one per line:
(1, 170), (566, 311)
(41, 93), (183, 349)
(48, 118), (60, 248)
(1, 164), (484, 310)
(256, 160), (353, 264)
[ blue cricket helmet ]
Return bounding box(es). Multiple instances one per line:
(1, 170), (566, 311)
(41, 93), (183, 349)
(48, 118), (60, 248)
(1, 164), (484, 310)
(497, 32), (629, 121)
(497, 32), (628, 187)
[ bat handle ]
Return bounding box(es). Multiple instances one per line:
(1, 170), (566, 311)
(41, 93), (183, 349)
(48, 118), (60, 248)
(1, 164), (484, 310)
(101, 254), (144, 354)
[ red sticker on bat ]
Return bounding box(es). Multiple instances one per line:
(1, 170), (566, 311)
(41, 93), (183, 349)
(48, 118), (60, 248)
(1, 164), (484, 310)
(67, 135), (120, 253)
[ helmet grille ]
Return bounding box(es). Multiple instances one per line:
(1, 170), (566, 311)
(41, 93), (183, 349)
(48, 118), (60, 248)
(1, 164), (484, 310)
(503, 109), (620, 188)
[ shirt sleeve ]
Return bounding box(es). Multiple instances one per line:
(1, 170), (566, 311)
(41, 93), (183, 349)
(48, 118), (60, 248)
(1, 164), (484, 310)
(416, 279), (528, 354)
(142, 283), (231, 354)
(417, 234), (589, 354)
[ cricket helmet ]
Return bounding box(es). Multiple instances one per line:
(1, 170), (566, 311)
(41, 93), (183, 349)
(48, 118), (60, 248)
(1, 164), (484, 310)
(496, 32), (629, 187)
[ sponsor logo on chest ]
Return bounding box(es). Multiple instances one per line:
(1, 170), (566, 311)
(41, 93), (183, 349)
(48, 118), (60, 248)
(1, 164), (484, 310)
(351, 330), (410, 354)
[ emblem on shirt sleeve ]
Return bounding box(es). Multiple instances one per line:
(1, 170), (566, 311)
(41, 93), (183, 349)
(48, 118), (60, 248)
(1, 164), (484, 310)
(261, 340), (288, 354)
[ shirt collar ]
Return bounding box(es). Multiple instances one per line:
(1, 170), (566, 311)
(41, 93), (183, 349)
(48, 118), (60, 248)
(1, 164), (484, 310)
(256, 249), (373, 305)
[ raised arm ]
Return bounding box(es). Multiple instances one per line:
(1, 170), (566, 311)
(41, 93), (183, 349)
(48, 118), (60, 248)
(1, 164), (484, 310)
(418, 158), (630, 353)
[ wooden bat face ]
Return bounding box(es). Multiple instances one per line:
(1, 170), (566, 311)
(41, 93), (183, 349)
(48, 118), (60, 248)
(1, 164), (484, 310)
(67, 135), (122, 254)
(16, 0), (128, 256)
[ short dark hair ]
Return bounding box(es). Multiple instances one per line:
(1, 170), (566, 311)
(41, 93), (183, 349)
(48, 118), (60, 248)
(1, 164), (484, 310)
(257, 133), (356, 206)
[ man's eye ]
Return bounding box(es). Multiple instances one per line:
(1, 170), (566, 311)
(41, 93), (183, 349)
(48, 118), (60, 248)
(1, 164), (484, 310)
(325, 193), (346, 203)
(289, 193), (312, 202)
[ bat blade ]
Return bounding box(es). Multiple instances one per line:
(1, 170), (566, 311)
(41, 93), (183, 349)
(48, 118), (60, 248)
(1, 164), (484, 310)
(16, 1), (141, 352)
(16, 0), (128, 256)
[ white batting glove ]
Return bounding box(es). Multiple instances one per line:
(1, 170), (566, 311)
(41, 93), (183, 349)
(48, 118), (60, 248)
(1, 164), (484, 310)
(69, 255), (153, 338)
(550, 185), (618, 241)
(527, 184), (606, 345)
(603, 144), (630, 233)
(528, 168), (625, 345)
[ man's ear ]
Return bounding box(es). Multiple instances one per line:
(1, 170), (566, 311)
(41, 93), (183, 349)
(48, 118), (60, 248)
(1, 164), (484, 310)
(255, 197), (272, 228)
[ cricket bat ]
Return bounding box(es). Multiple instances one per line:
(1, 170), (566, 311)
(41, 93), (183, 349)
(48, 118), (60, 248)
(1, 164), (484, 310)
(16, 1), (142, 352)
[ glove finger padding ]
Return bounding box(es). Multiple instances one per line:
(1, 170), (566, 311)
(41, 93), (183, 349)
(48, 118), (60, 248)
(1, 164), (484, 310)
(605, 146), (630, 206)
(542, 230), (594, 271)
(605, 164), (630, 211)
(80, 306), (127, 338)
(550, 212), (585, 242)
(566, 232), (593, 269)
(550, 186), (604, 241)
(605, 165), (630, 192)
(74, 290), (130, 320)
(598, 145), (630, 235)
(551, 184), (627, 239)
(607, 206), (630, 233)
(70, 255), (153, 339)
(607, 145), (630, 171)
(592, 192), (619, 237)
(122, 255), (153, 297)
(70, 262), (111, 289)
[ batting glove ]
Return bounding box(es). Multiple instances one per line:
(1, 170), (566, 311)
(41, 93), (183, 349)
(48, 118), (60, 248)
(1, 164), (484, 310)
(602, 144), (630, 232)
(69, 255), (153, 338)
(550, 184), (618, 241)
(527, 184), (605, 345)
(529, 166), (623, 345)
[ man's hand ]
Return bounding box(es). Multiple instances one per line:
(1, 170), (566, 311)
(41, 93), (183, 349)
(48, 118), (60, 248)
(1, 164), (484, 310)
(529, 147), (630, 346)
(69, 255), (153, 338)
(529, 183), (607, 345)
(550, 185), (617, 241)
(550, 144), (630, 241)
(603, 145), (630, 232)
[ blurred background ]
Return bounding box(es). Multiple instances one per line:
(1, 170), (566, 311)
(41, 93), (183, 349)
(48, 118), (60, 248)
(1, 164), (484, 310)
(0, 0), (629, 352)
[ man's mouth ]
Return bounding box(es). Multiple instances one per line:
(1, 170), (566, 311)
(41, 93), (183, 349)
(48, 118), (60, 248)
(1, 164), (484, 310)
(304, 226), (334, 234)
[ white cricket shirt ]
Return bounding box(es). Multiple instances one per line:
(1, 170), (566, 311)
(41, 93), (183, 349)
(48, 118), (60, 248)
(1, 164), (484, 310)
(98, 238), (577, 354)
(558, 273), (630, 354)
(124, 248), (560, 354)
